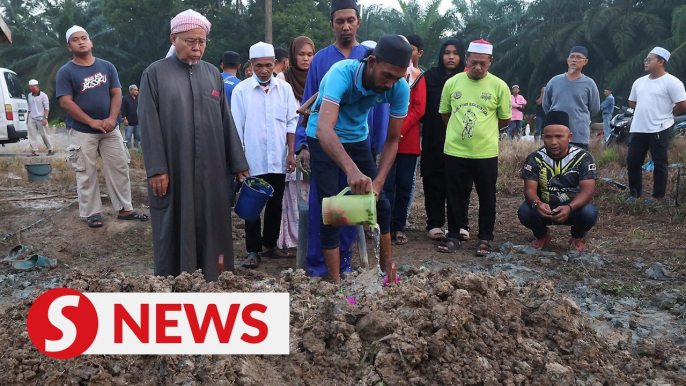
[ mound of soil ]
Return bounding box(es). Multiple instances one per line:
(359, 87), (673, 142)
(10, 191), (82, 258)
(1, 267), (685, 385)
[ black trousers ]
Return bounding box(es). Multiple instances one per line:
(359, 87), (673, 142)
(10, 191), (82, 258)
(445, 155), (498, 241)
(245, 173), (286, 253)
(423, 172), (454, 231)
(627, 128), (671, 198)
(384, 153), (419, 232)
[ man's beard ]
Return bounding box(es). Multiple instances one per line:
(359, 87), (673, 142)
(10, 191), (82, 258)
(188, 61), (199, 66)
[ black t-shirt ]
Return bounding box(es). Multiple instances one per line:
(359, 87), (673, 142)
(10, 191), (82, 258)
(121, 94), (138, 126)
(535, 93), (545, 117)
(56, 58), (122, 134)
(521, 145), (597, 206)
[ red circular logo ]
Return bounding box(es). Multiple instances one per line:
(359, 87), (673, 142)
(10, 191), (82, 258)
(27, 288), (98, 359)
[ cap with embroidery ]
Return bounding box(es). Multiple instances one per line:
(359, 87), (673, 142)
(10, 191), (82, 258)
(65, 25), (88, 43)
(250, 42), (275, 59)
(650, 47), (671, 62)
(468, 39), (493, 55)
(170, 9), (211, 35)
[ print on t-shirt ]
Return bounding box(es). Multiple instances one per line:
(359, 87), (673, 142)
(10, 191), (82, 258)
(81, 72), (108, 92)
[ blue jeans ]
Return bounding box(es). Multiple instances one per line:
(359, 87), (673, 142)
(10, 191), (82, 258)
(384, 153), (419, 232)
(125, 125), (141, 149)
(603, 113), (612, 140)
(517, 201), (598, 239)
(406, 156), (419, 220)
(508, 120), (523, 140)
(308, 138), (391, 249)
(535, 116), (545, 140)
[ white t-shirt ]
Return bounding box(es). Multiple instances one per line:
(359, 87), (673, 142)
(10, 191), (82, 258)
(629, 73), (686, 133)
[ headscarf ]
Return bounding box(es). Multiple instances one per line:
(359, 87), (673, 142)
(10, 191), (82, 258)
(282, 36), (315, 101)
(424, 38), (465, 90)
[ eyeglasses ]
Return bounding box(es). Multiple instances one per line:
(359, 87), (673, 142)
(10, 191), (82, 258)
(643, 57), (654, 64)
(179, 37), (208, 47)
(568, 55), (587, 61)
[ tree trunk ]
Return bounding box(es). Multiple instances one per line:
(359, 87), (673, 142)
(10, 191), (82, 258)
(265, 0), (273, 43)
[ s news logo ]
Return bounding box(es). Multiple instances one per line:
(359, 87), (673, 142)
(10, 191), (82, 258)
(28, 288), (98, 359)
(28, 289), (289, 359)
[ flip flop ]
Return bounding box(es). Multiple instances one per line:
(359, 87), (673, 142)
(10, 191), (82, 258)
(437, 237), (461, 253)
(427, 228), (445, 240)
(11, 254), (57, 270)
(117, 211), (149, 221)
(242, 252), (261, 268)
(87, 214), (103, 228)
(531, 234), (552, 250)
(260, 246), (294, 259)
(475, 240), (493, 257)
(394, 231), (408, 245)
(569, 238), (586, 252)
(4, 245), (33, 261)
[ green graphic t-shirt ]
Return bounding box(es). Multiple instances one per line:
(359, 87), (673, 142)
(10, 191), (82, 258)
(438, 72), (511, 159)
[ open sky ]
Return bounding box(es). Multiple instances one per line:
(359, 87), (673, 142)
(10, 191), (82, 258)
(358, 0), (453, 13)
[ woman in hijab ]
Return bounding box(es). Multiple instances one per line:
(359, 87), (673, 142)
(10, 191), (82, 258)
(277, 36), (315, 249)
(421, 38), (466, 242)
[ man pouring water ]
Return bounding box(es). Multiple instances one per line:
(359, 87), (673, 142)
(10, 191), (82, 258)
(305, 34), (411, 284)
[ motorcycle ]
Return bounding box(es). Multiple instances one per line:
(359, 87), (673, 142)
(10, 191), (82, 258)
(604, 105), (633, 146)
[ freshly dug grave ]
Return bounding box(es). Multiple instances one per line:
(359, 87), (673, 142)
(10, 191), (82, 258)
(1, 267), (685, 386)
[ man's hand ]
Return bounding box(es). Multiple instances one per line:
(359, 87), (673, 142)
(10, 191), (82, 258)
(42, 118), (48, 127)
(552, 205), (572, 223)
(236, 170), (250, 183)
(286, 154), (296, 174)
(348, 169), (372, 195)
(124, 118), (129, 126)
(103, 117), (117, 133)
(296, 149), (310, 174)
(150, 174), (169, 197)
(536, 202), (553, 219)
(89, 119), (107, 133)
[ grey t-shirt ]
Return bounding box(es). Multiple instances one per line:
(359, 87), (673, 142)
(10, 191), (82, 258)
(56, 58), (121, 134)
(543, 73), (600, 145)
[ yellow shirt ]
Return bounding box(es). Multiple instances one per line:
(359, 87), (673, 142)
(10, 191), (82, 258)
(439, 72), (511, 159)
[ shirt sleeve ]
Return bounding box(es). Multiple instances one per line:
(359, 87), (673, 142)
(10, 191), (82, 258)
(438, 79), (452, 114)
(579, 153), (598, 180)
(230, 84), (247, 148)
(388, 79), (410, 119)
(668, 77), (686, 104)
(108, 62), (122, 89)
(542, 79), (552, 113)
(295, 56), (321, 151)
(285, 83), (298, 135)
(521, 153), (540, 181)
(628, 79), (639, 103)
(121, 97), (128, 119)
(400, 77), (426, 137)
(55, 68), (72, 99)
(41, 93), (50, 111)
(498, 82), (513, 119)
(319, 65), (350, 107)
(588, 80), (601, 117)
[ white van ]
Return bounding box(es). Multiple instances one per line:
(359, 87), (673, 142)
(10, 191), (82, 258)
(0, 68), (28, 145)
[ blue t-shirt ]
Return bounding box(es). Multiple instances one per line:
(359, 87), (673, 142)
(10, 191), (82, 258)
(222, 72), (239, 106)
(601, 93), (615, 115)
(306, 60), (410, 143)
(56, 58), (122, 134)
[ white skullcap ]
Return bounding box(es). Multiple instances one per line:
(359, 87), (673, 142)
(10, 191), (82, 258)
(650, 47), (670, 62)
(28, 79), (39, 86)
(171, 9), (211, 35)
(361, 41), (376, 49)
(468, 39), (493, 55)
(65, 25), (88, 43)
(249, 42), (275, 59)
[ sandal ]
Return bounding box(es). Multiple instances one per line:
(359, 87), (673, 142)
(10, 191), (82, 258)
(5, 244), (33, 261)
(117, 211), (150, 221)
(242, 252), (261, 268)
(260, 246), (294, 259)
(394, 231), (408, 245)
(531, 234), (552, 250)
(11, 254), (56, 270)
(569, 238), (585, 252)
(437, 237), (461, 253)
(27, 151), (39, 157)
(87, 214), (103, 228)
(405, 222), (417, 231)
(427, 228), (445, 240)
(456, 228), (470, 241)
(475, 240), (493, 257)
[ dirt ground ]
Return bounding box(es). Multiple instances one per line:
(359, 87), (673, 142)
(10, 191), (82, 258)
(0, 130), (685, 385)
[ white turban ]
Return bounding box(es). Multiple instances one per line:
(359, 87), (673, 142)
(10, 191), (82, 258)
(170, 9), (211, 35)
(249, 42), (275, 59)
(650, 47), (671, 62)
(65, 25), (88, 43)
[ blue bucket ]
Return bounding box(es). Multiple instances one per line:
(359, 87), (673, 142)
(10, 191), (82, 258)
(234, 177), (274, 222)
(25, 163), (52, 183)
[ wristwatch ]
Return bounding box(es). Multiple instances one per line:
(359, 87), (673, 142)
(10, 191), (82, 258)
(531, 199), (540, 209)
